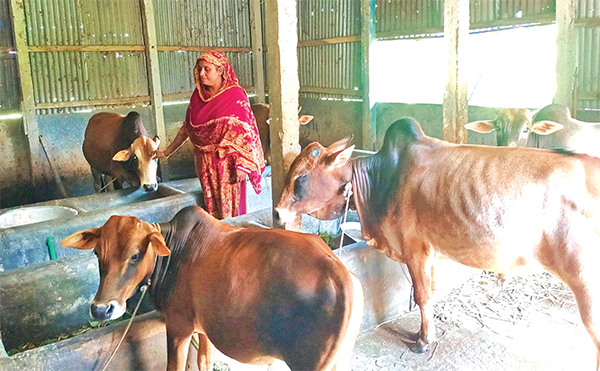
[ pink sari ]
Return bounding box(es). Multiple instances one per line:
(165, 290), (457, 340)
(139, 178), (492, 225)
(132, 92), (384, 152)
(182, 51), (264, 219)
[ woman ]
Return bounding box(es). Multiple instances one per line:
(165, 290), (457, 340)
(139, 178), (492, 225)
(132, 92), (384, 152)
(159, 51), (264, 219)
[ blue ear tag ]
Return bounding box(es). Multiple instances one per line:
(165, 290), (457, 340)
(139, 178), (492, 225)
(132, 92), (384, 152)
(311, 148), (320, 158)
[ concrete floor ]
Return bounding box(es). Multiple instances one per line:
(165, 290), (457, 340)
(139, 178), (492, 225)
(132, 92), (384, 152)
(210, 272), (597, 371)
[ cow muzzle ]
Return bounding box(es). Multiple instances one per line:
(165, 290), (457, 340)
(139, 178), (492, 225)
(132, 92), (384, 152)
(142, 183), (158, 192)
(90, 300), (126, 321)
(275, 208), (297, 225)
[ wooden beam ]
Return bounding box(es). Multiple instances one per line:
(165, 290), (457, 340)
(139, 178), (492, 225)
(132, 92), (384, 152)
(28, 45), (145, 52)
(26, 45), (253, 53)
(299, 86), (362, 96)
(442, 0), (469, 144)
(35, 96), (150, 109)
(555, 0), (577, 112)
(9, 0), (43, 201)
(156, 46), (251, 53)
(265, 0), (300, 230)
(361, 0), (376, 150)
(298, 35), (360, 48)
(250, 0), (266, 103)
(140, 0), (168, 181)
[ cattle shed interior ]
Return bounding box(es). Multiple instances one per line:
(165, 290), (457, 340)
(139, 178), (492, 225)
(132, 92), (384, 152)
(1, 0), (600, 370)
(0, 0), (599, 208)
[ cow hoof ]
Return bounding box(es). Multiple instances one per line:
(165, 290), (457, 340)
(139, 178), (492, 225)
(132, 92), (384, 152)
(410, 338), (429, 354)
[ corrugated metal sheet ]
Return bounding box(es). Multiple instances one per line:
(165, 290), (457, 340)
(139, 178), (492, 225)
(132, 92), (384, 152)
(0, 0), (20, 113)
(0, 0), (14, 48)
(297, 0), (361, 41)
(29, 50), (148, 106)
(0, 58), (21, 112)
(577, 0), (600, 110)
(298, 43), (361, 95)
(297, 0), (362, 99)
(159, 50), (253, 96)
(376, 0), (444, 36)
(154, 0), (251, 47)
(24, 0), (143, 46)
(471, 0), (555, 25)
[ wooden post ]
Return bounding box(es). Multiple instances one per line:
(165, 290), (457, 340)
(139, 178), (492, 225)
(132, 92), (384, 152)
(555, 0), (577, 113)
(361, 0), (376, 150)
(443, 0), (469, 144)
(265, 0), (300, 230)
(250, 0), (266, 103)
(140, 0), (169, 181)
(9, 0), (43, 200)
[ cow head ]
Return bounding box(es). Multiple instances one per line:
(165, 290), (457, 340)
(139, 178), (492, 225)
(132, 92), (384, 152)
(465, 108), (564, 147)
(276, 138), (355, 224)
(61, 216), (169, 321)
(113, 136), (161, 191)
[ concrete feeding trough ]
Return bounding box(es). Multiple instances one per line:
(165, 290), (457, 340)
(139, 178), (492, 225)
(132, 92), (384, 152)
(0, 206), (79, 229)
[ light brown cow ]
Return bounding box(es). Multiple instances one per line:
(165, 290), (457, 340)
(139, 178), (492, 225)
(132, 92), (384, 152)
(252, 103), (314, 165)
(83, 111), (160, 192)
(276, 117), (600, 369)
(465, 104), (600, 158)
(61, 206), (363, 371)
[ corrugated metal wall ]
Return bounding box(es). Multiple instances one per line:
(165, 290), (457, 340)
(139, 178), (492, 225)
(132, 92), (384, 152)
(155, 0), (254, 96)
(297, 0), (362, 100)
(2, 0), (600, 113)
(0, 0), (20, 112)
(577, 0), (600, 110)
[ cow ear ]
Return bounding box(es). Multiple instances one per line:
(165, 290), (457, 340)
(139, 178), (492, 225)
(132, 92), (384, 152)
(531, 120), (563, 135)
(61, 228), (101, 250)
(153, 135), (161, 147)
(327, 137), (353, 153)
(148, 231), (170, 256)
(298, 115), (314, 125)
(112, 149), (131, 162)
(465, 120), (495, 133)
(329, 145), (355, 168)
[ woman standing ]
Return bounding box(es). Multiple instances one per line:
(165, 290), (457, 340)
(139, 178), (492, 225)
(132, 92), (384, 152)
(159, 51), (264, 219)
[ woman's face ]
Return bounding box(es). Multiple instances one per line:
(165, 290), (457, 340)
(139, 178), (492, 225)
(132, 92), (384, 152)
(198, 60), (223, 90)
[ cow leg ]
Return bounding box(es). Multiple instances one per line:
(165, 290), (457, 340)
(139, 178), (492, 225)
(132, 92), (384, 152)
(91, 167), (102, 192)
(562, 271), (600, 370)
(165, 326), (193, 371)
(405, 249), (435, 353)
(196, 333), (214, 371)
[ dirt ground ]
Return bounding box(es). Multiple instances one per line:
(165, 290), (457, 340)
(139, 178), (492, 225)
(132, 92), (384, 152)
(210, 270), (596, 371)
(350, 271), (596, 371)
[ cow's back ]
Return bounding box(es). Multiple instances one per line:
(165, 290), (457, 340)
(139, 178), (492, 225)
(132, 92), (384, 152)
(166, 207), (356, 368)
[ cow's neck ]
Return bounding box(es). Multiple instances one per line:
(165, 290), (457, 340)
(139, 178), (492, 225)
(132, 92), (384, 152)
(351, 152), (403, 249)
(149, 219), (215, 311)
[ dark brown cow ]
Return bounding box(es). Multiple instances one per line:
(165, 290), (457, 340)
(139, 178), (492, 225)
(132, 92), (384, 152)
(83, 111), (160, 192)
(61, 206), (363, 371)
(276, 118), (600, 369)
(252, 103), (314, 165)
(466, 104), (600, 157)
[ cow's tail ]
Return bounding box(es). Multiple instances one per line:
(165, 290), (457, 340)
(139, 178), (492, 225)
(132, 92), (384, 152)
(323, 272), (364, 371)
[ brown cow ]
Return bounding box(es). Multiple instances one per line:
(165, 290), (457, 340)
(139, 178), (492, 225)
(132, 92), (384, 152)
(83, 111), (160, 192)
(252, 103), (314, 165)
(276, 118), (600, 369)
(465, 104), (600, 158)
(61, 206), (363, 371)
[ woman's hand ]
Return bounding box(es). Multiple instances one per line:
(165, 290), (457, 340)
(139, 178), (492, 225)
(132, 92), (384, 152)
(156, 150), (167, 159)
(233, 169), (247, 183)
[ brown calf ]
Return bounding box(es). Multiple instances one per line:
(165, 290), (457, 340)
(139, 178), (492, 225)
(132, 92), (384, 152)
(61, 206), (363, 371)
(276, 117), (600, 369)
(83, 111), (160, 192)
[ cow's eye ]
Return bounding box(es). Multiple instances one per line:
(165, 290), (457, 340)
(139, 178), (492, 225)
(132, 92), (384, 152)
(130, 253), (141, 264)
(294, 175), (307, 199)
